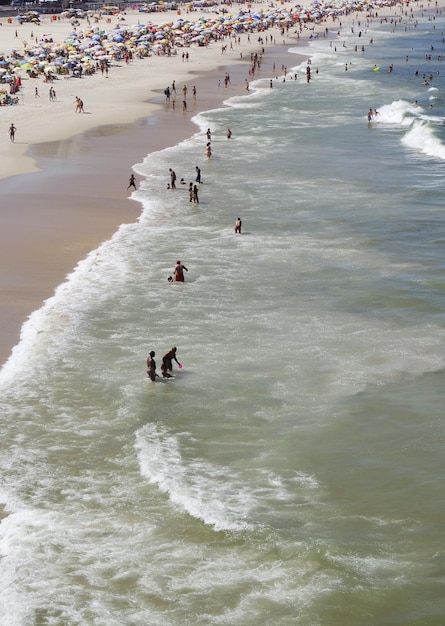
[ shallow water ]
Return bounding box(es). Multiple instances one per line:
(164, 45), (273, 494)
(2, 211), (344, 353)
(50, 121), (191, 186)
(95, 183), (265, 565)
(1, 6), (445, 624)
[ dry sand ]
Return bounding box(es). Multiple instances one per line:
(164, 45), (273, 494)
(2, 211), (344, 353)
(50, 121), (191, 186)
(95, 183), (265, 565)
(0, 3), (267, 177)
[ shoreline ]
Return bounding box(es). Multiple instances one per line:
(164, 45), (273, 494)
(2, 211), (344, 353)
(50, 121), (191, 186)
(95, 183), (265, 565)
(0, 0), (415, 367)
(0, 32), (303, 366)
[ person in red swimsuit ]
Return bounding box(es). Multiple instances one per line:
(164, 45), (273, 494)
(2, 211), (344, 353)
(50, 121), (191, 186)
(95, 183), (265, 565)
(174, 260), (188, 282)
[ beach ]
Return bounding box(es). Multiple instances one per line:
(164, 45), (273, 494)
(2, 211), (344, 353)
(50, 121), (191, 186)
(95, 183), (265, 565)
(0, 0), (307, 364)
(2, 0), (445, 621)
(0, 0), (413, 366)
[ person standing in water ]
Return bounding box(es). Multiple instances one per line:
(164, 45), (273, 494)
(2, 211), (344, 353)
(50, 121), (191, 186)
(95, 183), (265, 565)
(161, 347), (181, 377)
(193, 185), (199, 204)
(174, 260), (188, 282)
(169, 168), (177, 189)
(147, 351), (157, 381)
(235, 217), (242, 234)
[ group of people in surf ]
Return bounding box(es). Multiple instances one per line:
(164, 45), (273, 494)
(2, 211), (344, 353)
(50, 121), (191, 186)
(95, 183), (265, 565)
(147, 347), (182, 381)
(367, 107), (380, 121)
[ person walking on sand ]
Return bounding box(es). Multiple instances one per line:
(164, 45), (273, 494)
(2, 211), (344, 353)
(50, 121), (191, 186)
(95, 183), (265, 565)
(9, 123), (16, 142)
(174, 260), (188, 282)
(74, 96), (84, 113)
(147, 351), (158, 382)
(127, 174), (136, 190)
(169, 168), (177, 189)
(235, 217), (242, 234)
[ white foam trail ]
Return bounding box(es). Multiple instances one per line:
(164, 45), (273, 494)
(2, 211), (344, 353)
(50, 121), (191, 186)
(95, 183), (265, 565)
(135, 424), (254, 531)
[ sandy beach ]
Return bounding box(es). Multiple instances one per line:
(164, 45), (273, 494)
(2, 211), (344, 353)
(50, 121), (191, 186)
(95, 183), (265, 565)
(0, 0), (407, 365)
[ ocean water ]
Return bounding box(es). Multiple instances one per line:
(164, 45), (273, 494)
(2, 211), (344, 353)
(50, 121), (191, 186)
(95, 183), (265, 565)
(2, 6), (445, 625)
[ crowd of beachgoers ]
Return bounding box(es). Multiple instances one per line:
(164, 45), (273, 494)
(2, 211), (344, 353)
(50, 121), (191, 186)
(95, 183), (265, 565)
(0, 0), (401, 101)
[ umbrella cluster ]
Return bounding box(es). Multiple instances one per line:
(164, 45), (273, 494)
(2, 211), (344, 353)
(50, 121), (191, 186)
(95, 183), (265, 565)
(0, 0), (397, 90)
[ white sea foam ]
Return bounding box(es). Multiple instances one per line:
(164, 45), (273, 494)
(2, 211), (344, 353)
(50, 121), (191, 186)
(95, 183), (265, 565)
(376, 99), (418, 125)
(136, 423), (255, 531)
(402, 118), (445, 160)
